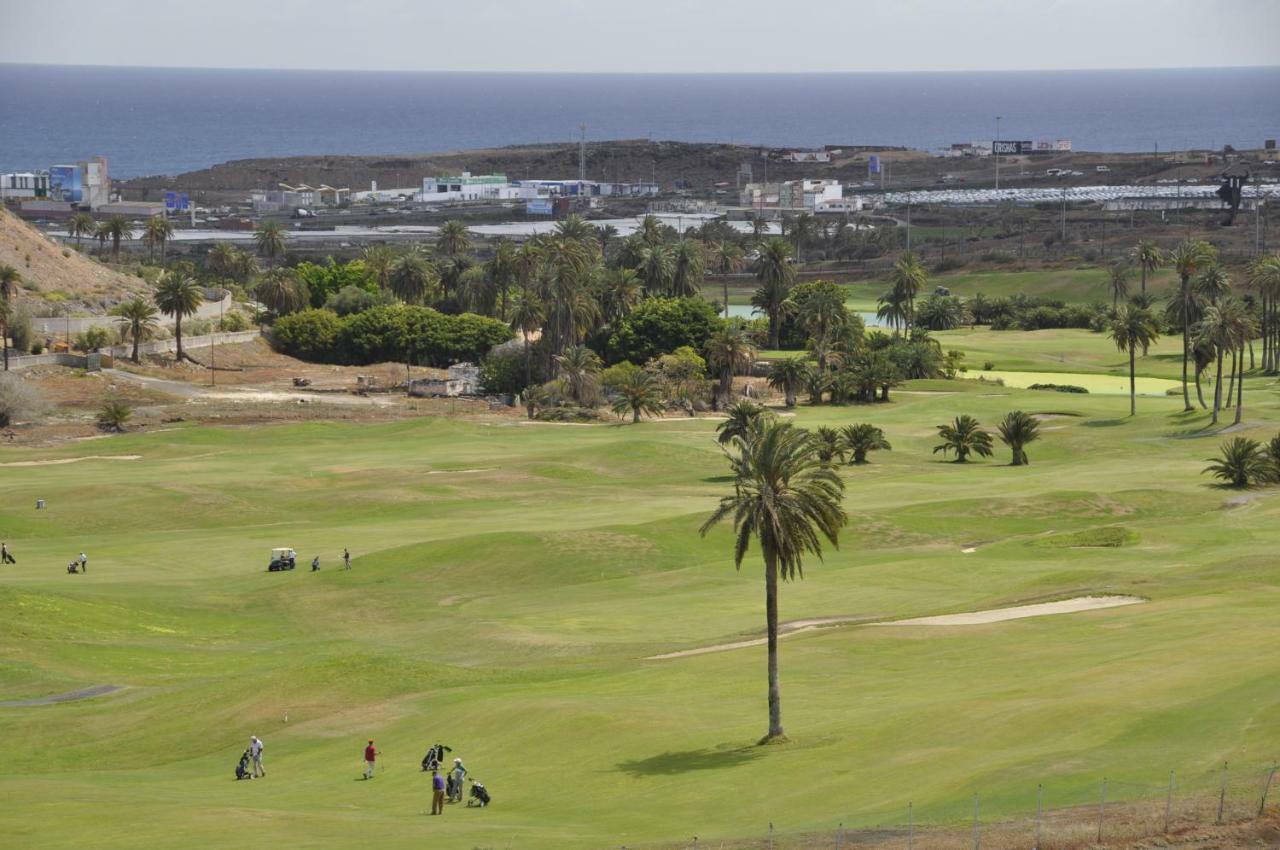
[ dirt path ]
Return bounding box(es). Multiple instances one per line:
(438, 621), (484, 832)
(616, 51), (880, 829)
(0, 684), (126, 707)
(103, 369), (395, 407)
(0, 455), (140, 467)
(645, 596), (1145, 660)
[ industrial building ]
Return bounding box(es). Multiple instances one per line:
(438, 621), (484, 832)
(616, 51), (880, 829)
(740, 179), (844, 211)
(0, 171), (50, 199)
(420, 173), (518, 202)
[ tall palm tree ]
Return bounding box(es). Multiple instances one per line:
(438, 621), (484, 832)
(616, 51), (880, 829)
(460, 265), (498, 316)
(637, 215), (667, 247)
(1194, 265), (1231, 306)
(933, 415), (993, 462)
(705, 329), (756, 409)
(100, 215), (132, 259)
(360, 244), (396, 292)
(996, 410), (1040, 466)
(594, 224), (619, 262)
(111, 297), (160, 363)
(1132, 240), (1164, 298)
(1170, 239), (1217, 411)
(508, 290), (545, 415)
(207, 241), (240, 280)
(488, 239), (518, 318)
(0, 298), (12, 371)
(708, 239), (747, 318)
(767, 357), (810, 408)
(553, 345), (601, 405)
(876, 290), (909, 337)
(68, 212), (96, 247)
(671, 239), (705, 297)
(634, 243), (674, 295)
(437, 220), (472, 259)
(600, 268), (642, 323)
(389, 252), (438, 305)
(255, 268), (309, 317)
(153, 272), (203, 362)
(700, 418), (846, 743)
(887, 252), (928, 334)
(1108, 262), (1132, 309)
(752, 237), (796, 349)
(840, 423), (891, 464)
(716, 399), (771, 445)
(142, 216), (175, 264)
(790, 212), (819, 263)
(1246, 254), (1280, 374)
(1110, 304), (1161, 417)
(554, 215), (594, 247)
(253, 220), (286, 267)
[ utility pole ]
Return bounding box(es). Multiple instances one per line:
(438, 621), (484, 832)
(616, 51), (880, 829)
(995, 116), (1001, 190)
(578, 123), (586, 184)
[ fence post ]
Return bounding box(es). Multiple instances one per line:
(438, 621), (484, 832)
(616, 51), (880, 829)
(1165, 771), (1175, 833)
(907, 802), (913, 850)
(972, 794), (980, 850)
(1096, 778), (1107, 844)
(1259, 764), (1277, 819)
(1217, 762), (1229, 824)
(1035, 783), (1043, 850)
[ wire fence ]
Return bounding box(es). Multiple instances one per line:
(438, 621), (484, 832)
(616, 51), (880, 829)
(640, 760), (1279, 850)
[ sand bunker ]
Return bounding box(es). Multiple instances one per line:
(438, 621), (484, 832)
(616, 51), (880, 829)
(0, 455), (141, 467)
(0, 684), (126, 707)
(646, 596), (1144, 660)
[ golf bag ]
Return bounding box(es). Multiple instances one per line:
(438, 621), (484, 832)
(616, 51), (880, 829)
(468, 781), (491, 807)
(235, 750), (253, 780)
(445, 773), (457, 799)
(421, 743), (451, 772)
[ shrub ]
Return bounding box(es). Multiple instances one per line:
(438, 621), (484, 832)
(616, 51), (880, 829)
(218, 311), (249, 332)
(30, 342), (44, 355)
(272, 308), (344, 361)
(982, 360), (996, 371)
(979, 251), (1016, 264)
(602, 297), (723, 365)
(275, 304), (513, 367)
(325, 284), (389, 316)
(478, 339), (536, 396)
(535, 406), (602, 422)
(74, 326), (112, 352)
(0, 374), (46, 427)
(931, 257), (966, 273)
(1027, 383), (1089, 394)
(97, 400), (132, 432)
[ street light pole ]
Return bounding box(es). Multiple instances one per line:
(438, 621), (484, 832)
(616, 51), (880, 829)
(995, 116), (1002, 191)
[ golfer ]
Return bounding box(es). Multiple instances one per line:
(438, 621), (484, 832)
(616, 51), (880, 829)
(343, 548), (351, 570)
(250, 735), (265, 778)
(431, 770), (446, 815)
(79, 552), (87, 572)
(311, 555), (320, 572)
(1, 542), (14, 564)
(363, 739), (378, 779)
(450, 757), (467, 802)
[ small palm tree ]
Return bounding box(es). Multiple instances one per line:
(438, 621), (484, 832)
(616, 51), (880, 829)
(509, 290), (545, 412)
(153, 272), (204, 361)
(716, 399), (770, 445)
(0, 264), (20, 303)
(68, 212), (96, 247)
(933, 415), (993, 463)
(142, 216), (175, 264)
(610, 368), (664, 423)
(813, 426), (846, 464)
(1203, 437), (1272, 488)
(1109, 304), (1161, 417)
(840, 423), (891, 464)
(111, 297), (160, 363)
(100, 215), (132, 259)
(254, 220), (286, 266)
(1132, 240), (1164, 298)
(887, 252), (928, 333)
(705, 329), (756, 409)
(97, 399), (132, 432)
(767, 357), (810, 408)
(700, 418), (846, 743)
(1108, 262), (1132, 309)
(996, 410), (1040, 466)
(255, 268), (309, 317)
(553, 345), (602, 405)
(437, 220), (473, 258)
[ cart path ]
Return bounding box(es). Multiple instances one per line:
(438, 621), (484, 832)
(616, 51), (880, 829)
(0, 455), (141, 467)
(0, 684), (126, 707)
(645, 596), (1145, 660)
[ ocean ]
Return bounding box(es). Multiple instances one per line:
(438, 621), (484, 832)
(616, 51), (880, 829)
(1, 64), (1277, 179)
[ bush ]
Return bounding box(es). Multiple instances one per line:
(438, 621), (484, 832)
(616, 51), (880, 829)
(97, 399), (132, 432)
(272, 308), (344, 361)
(478, 339), (536, 395)
(218, 311), (249, 332)
(325, 284), (389, 317)
(73, 326), (112, 352)
(535, 406), (602, 423)
(184, 318), (214, 337)
(602, 297), (723, 365)
(274, 304), (513, 367)
(1027, 383), (1089, 393)
(30, 342), (44, 355)
(932, 257), (966, 273)
(0, 373), (46, 427)
(982, 360), (996, 371)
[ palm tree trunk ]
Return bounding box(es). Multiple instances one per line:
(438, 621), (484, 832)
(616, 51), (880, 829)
(1224, 349), (1237, 409)
(2, 320), (8, 372)
(1211, 347), (1224, 425)
(763, 550), (783, 742)
(175, 316), (184, 362)
(768, 314), (780, 350)
(1140, 265), (1147, 297)
(1129, 347), (1136, 417)
(632, 407), (640, 424)
(1181, 278), (1193, 411)
(131, 325), (140, 363)
(1195, 368), (1208, 409)
(1234, 346), (1245, 425)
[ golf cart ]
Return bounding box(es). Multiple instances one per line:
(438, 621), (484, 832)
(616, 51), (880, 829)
(268, 547), (297, 572)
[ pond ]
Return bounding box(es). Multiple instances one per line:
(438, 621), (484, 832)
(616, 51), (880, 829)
(967, 370), (1180, 397)
(725, 304), (882, 327)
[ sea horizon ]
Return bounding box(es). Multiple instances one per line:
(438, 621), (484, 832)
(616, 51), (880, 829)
(2, 63), (1277, 179)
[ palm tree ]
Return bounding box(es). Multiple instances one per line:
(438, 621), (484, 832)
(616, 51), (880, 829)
(437, 220), (472, 259)
(488, 239), (518, 318)
(1108, 262), (1132, 309)
(933, 415), (993, 462)
(637, 215), (668, 247)
(1170, 239), (1217, 411)
(996, 410), (1040, 466)
(96, 400), (132, 432)
(634, 243), (674, 295)
(1246, 254), (1280, 374)
(600, 268), (643, 323)
(111, 297), (160, 363)
(752, 237), (796, 349)
(887, 252), (928, 333)
(767, 357), (810, 408)
(207, 241), (241, 280)
(876, 291), (909, 337)
(142, 216), (175, 264)
(1132, 240), (1164, 298)
(1203, 437), (1272, 488)
(610, 367), (663, 423)
(360, 244), (396, 292)
(153, 272), (203, 362)
(671, 239), (705, 297)
(1109, 304), (1161, 417)
(253, 220), (286, 267)
(460, 265), (497, 316)
(840, 423), (891, 464)
(509, 290), (545, 413)
(0, 264), (20, 302)
(94, 220), (110, 255)
(1194, 265), (1231, 305)
(813, 426), (846, 464)
(790, 212), (819, 263)
(389, 252), (437, 305)
(100, 215), (132, 259)
(553, 345), (602, 405)
(705, 329), (757, 409)
(700, 418), (846, 743)
(68, 212), (96, 247)
(716, 399), (771, 445)
(595, 224), (619, 262)
(255, 268), (309, 317)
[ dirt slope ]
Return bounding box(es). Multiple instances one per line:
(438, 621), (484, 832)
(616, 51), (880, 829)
(0, 207), (147, 309)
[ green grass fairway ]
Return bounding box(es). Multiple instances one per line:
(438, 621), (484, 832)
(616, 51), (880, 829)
(3, 370), (1280, 848)
(968, 370), (1179, 395)
(844, 267), (1180, 310)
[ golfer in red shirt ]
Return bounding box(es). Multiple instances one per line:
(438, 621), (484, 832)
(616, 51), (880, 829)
(363, 739), (378, 779)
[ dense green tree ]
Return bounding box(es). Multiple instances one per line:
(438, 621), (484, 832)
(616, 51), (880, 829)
(389, 252), (438, 305)
(700, 418), (846, 742)
(605, 297), (723, 365)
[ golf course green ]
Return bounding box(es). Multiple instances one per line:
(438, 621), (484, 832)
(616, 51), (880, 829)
(2, 337), (1279, 848)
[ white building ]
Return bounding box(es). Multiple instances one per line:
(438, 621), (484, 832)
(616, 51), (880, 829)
(785, 150), (832, 163)
(742, 179), (842, 210)
(419, 172), (513, 202)
(0, 171), (50, 199)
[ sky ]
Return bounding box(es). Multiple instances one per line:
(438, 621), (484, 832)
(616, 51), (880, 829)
(2, 0), (1278, 73)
